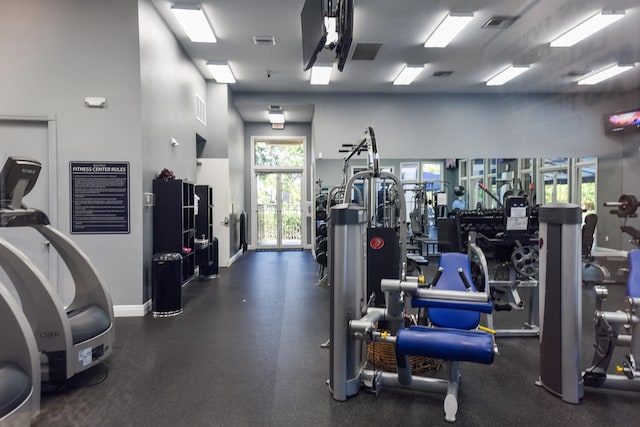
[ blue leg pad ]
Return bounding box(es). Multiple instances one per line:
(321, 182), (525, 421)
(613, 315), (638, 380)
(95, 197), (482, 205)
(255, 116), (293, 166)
(396, 326), (494, 365)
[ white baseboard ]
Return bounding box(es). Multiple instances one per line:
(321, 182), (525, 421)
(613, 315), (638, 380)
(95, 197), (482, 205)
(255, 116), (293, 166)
(113, 299), (151, 317)
(228, 249), (243, 266)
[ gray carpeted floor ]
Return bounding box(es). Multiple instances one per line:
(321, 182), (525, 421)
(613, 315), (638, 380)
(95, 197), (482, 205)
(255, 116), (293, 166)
(32, 250), (638, 426)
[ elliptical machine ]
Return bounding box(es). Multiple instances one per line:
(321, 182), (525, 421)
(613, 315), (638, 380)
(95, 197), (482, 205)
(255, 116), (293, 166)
(0, 157), (115, 384)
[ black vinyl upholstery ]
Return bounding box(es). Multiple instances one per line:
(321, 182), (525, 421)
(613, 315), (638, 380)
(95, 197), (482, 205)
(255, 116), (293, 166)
(67, 305), (110, 345)
(0, 362), (30, 418)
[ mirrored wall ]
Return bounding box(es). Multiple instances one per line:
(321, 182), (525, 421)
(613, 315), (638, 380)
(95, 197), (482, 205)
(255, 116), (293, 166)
(315, 155), (633, 250)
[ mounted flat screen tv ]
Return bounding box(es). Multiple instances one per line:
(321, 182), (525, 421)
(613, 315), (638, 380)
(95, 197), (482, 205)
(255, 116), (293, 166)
(605, 107), (640, 135)
(336, 0), (353, 72)
(301, 0), (327, 71)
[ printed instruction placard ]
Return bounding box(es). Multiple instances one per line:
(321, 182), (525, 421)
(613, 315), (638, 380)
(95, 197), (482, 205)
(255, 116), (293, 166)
(70, 161), (130, 234)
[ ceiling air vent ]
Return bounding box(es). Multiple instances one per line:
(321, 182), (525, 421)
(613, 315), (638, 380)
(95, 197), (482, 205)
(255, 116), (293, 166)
(482, 16), (518, 29)
(253, 36), (275, 46)
(351, 43), (383, 61)
(431, 71), (453, 77)
(565, 70), (589, 77)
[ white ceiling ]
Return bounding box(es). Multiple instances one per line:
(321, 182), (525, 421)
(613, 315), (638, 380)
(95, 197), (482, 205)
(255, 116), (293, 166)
(151, 0), (640, 123)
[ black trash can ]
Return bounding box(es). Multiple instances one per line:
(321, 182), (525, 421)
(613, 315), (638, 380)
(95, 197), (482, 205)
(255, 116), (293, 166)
(152, 253), (183, 316)
(195, 240), (211, 279)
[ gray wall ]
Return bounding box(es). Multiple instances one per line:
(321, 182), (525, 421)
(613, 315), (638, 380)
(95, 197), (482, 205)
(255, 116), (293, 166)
(237, 91), (639, 159)
(201, 84), (232, 159)
(0, 0), (210, 307)
(227, 94), (246, 255)
(197, 84), (246, 257)
(311, 91), (637, 159)
(237, 90), (640, 250)
(0, 0), (145, 305)
(138, 0), (207, 301)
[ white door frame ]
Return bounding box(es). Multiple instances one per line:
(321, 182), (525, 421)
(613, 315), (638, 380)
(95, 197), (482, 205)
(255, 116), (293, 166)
(249, 135), (307, 250)
(0, 113), (58, 288)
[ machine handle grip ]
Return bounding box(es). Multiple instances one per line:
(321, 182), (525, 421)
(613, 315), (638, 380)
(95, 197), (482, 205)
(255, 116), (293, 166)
(425, 267), (444, 288)
(457, 268), (472, 291)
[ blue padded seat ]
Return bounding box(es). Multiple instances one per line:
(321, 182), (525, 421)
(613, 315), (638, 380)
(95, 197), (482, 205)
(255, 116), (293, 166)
(68, 305), (110, 345)
(412, 252), (481, 330)
(627, 249), (640, 299)
(396, 325), (494, 365)
(0, 362), (31, 418)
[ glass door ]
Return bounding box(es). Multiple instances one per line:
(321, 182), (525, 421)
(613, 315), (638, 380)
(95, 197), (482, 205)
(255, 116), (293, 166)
(539, 158), (569, 204)
(574, 158), (597, 216)
(256, 172), (302, 248)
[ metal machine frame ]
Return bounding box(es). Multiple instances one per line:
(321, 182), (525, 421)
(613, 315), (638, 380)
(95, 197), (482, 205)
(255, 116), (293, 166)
(0, 284), (40, 426)
(583, 249), (640, 392)
(0, 157), (114, 383)
(328, 129), (496, 422)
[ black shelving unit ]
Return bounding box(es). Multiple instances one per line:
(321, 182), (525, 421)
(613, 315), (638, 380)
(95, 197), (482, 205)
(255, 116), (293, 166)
(195, 184), (218, 278)
(153, 179), (196, 284)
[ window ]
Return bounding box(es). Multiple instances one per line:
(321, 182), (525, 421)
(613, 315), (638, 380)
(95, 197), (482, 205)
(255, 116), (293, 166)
(574, 158), (597, 217)
(400, 162), (419, 182)
(539, 158), (569, 204)
(254, 140), (304, 167)
(421, 161), (443, 191)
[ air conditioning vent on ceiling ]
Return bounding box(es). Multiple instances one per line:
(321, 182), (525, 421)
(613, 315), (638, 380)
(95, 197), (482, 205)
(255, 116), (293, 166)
(565, 70), (589, 77)
(482, 16), (518, 29)
(431, 71), (453, 77)
(351, 43), (383, 61)
(253, 36), (275, 46)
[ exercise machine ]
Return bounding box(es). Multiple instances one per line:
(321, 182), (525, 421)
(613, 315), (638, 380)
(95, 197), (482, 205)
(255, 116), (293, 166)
(605, 194), (640, 249)
(328, 129), (496, 422)
(581, 213), (612, 285)
(536, 203), (583, 403)
(458, 196), (540, 337)
(0, 157), (114, 383)
(582, 200), (640, 391)
(0, 284), (40, 426)
(583, 248), (640, 391)
(582, 194), (640, 284)
(329, 204), (496, 421)
(537, 201), (640, 402)
(338, 127), (426, 306)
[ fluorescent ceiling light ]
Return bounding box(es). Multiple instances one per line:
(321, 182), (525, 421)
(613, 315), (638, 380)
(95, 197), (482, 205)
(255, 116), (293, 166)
(268, 110), (285, 124)
(310, 65), (333, 85)
(550, 11), (625, 47)
(486, 65), (530, 86)
(393, 65), (425, 85)
(206, 62), (236, 83)
(324, 17), (338, 46)
(577, 64), (634, 85)
(424, 13), (474, 48)
(171, 3), (217, 43)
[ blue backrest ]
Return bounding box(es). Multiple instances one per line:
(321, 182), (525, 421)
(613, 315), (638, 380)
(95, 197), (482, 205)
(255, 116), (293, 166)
(428, 253), (481, 329)
(627, 249), (640, 299)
